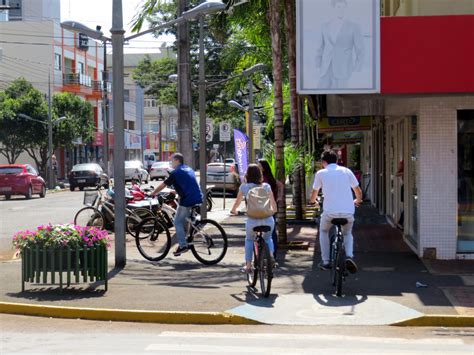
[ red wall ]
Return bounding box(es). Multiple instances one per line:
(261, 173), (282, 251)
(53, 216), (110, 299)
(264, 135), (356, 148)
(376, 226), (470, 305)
(381, 15), (474, 94)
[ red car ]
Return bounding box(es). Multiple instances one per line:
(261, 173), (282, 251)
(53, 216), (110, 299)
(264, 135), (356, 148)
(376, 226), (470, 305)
(0, 164), (46, 200)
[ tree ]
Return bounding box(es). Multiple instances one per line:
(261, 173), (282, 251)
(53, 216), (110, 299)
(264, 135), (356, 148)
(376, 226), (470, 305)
(133, 55), (178, 107)
(0, 78), (47, 164)
(284, 0), (303, 219)
(269, 0), (287, 243)
(25, 92), (94, 175)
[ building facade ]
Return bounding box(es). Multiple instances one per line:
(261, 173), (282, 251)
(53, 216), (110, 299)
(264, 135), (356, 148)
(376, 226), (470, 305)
(0, 0), (106, 178)
(306, 1), (474, 259)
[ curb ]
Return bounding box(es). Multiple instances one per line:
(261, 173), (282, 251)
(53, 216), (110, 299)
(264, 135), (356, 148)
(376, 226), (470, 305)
(392, 315), (474, 327)
(0, 302), (260, 325)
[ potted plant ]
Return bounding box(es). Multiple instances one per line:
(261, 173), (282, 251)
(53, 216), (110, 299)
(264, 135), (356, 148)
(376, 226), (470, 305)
(13, 224), (110, 291)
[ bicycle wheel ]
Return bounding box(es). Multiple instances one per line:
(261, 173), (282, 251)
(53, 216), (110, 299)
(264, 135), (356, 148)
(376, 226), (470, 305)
(126, 207), (155, 238)
(135, 217), (171, 262)
(189, 219), (227, 265)
(330, 238), (337, 286)
(335, 240), (346, 297)
(259, 242), (273, 298)
(247, 243), (258, 287)
(74, 207), (105, 229)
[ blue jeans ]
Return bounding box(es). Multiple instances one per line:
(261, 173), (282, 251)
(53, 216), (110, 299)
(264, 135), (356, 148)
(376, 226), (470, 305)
(174, 205), (191, 248)
(245, 217), (275, 263)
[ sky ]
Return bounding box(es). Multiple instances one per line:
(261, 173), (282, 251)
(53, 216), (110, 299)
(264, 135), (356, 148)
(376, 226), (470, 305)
(60, 0), (174, 53)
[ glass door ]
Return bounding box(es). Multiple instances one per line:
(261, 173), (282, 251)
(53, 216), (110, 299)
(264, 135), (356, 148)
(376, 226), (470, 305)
(405, 116), (418, 248)
(457, 110), (474, 253)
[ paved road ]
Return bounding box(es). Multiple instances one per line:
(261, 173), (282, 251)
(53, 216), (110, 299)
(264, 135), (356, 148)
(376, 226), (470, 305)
(0, 188), (235, 261)
(1, 314), (472, 354)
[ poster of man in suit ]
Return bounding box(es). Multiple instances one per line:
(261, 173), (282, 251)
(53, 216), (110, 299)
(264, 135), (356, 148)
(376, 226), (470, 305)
(297, 0), (380, 94)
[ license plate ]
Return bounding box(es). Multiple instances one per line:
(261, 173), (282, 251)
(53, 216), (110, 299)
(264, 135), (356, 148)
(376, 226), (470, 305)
(0, 187), (12, 192)
(78, 179), (86, 183)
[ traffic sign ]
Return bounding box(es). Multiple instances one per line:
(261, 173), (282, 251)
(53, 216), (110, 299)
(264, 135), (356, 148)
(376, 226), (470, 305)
(219, 121), (231, 142)
(206, 119), (213, 142)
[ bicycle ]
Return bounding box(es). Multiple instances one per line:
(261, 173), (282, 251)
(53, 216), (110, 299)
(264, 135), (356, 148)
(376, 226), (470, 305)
(135, 203), (227, 265)
(247, 225), (274, 298)
(329, 218), (348, 297)
(74, 190), (155, 237)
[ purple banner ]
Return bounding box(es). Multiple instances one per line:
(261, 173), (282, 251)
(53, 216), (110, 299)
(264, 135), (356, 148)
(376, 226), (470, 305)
(233, 129), (249, 183)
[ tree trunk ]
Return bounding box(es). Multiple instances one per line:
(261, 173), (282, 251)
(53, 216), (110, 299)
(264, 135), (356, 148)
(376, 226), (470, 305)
(0, 146), (22, 164)
(269, 0), (287, 244)
(284, 0), (303, 219)
(25, 146), (48, 177)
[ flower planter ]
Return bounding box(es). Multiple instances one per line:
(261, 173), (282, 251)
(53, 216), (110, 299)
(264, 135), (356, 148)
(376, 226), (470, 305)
(21, 245), (108, 292)
(14, 224), (110, 293)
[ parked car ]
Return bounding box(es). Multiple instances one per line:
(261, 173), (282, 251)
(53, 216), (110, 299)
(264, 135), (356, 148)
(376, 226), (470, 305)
(124, 160), (150, 183)
(150, 161), (171, 181)
(69, 163), (109, 191)
(206, 162), (240, 196)
(0, 164), (46, 200)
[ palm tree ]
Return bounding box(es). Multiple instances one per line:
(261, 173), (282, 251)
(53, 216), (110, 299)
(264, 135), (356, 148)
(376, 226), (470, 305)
(269, 0), (287, 243)
(284, 0), (304, 219)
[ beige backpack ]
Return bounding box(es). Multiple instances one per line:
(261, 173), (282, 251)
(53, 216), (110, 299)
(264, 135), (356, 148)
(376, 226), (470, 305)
(246, 185), (275, 219)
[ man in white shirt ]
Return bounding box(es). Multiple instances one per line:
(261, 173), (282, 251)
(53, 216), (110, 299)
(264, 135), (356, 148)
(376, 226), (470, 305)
(309, 149), (363, 273)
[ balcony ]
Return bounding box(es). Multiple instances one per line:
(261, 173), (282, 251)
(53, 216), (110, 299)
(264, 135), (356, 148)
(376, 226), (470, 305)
(63, 73), (92, 88)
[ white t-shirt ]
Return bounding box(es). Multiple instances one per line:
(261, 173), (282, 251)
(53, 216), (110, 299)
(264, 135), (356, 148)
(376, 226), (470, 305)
(312, 164), (359, 214)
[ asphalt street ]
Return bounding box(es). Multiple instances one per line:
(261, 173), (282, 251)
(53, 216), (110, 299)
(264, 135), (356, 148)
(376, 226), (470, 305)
(1, 314), (473, 354)
(0, 187), (236, 261)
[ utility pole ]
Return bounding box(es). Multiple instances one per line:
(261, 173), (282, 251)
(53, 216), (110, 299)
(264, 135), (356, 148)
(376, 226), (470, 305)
(177, 0), (194, 168)
(198, 15), (207, 218)
(102, 40), (110, 176)
(159, 105), (163, 160)
(47, 70), (54, 189)
(247, 77), (254, 163)
(111, 0), (126, 268)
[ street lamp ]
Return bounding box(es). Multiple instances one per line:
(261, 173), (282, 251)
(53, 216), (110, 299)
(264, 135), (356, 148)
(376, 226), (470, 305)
(62, 0), (226, 267)
(60, 21), (111, 177)
(18, 113), (67, 187)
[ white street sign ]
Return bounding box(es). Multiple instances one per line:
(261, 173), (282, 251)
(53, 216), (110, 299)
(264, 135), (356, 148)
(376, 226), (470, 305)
(219, 121), (231, 142)
(206, 119), (213, 142)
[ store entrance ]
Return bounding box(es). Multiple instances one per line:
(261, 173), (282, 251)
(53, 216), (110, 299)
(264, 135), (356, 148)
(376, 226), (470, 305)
(385, 116), (418, 250)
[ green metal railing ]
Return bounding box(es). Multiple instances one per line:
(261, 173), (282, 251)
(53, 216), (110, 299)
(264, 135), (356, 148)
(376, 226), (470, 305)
(21, 245), (108, 292)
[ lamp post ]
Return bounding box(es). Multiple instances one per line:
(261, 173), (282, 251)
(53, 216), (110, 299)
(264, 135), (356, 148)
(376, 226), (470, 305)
(62, 0), (226, 267)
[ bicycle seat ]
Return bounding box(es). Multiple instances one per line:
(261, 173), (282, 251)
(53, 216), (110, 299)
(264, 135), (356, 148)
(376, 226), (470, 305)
(253, 226), (271, 233)
(331, 218), (348, 226)
(191, 204), (201, 208)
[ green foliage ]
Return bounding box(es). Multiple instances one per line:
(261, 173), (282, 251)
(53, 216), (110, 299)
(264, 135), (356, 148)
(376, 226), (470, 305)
(0, 78), (47, 163)
(132, 55), (178, 107)
(264, 142), (306, 179)
(52, 92), (94, 148)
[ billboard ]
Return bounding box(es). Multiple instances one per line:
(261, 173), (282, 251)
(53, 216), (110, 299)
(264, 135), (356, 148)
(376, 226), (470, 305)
(297, 0), (380, 94)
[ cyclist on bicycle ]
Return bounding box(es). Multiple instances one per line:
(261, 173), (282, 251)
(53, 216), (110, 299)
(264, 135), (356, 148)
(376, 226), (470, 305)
(309, 149), (363, 273)
(230, 164), (277, 273)
(151, 153), (203, 256)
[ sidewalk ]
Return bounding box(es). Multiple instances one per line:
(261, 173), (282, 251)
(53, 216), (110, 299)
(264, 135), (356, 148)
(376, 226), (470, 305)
(1, 205), (473, 325)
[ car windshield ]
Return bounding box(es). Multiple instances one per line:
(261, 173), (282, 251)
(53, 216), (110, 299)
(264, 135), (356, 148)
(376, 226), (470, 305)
(153, 162), (170, 168)
(125, 161), (141, 168)
(72, 164), (98, 171)
(0, 167), (24, 174)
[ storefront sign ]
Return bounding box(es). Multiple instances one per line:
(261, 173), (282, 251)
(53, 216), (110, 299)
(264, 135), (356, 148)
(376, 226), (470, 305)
(297, 0), (380, 94)
(78, 33), (89, 51)
(93, 131), (103, 146)
(125, 130), (141, 149)
(318, 116), (372, 133)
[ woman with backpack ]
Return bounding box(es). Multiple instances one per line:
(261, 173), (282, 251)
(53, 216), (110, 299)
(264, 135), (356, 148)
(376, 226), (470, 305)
(258, 159), (282, 258)
(230, 164), (277, 273)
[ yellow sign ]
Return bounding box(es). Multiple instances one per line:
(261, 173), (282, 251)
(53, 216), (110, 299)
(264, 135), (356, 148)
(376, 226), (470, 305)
(162, 141), (176, 152)
(319, 116), (372, 133)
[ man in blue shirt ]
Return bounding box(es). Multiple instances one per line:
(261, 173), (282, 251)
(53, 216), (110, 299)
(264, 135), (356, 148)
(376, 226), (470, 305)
(151, 153), (203, 256)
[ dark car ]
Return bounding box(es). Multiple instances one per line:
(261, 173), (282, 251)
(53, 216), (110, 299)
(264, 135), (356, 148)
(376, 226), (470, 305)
(69, 163), (109, 191)
(0, 164), (46, 200)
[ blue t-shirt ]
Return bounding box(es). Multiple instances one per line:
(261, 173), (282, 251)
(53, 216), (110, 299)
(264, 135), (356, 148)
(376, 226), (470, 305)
(164, 164), (203, 207)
